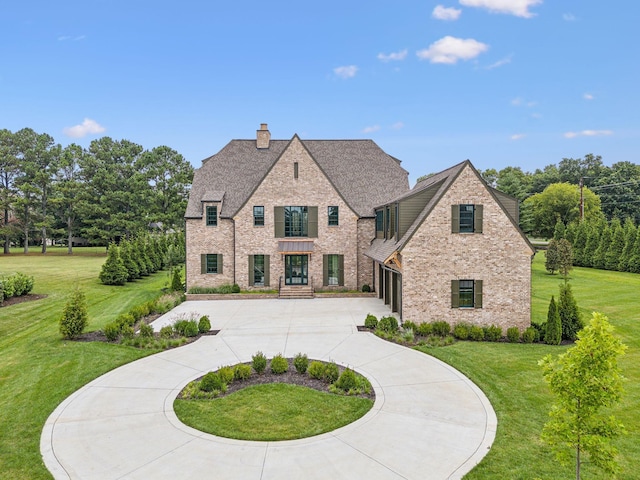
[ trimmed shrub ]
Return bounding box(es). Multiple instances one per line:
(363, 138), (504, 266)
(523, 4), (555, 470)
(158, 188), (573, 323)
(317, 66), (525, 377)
(364, 314), (378, 329)
(198, 315), (211, 333)
(293, 353), (309, 374)
(233, 364), (252, 381)
(506, 327), (520, 343)
(323, 362), (340, 383)
(218, 366), (235, 384)
(2, 276), (15, 298)
(416, 322), (433, 337)
(232, 283), (241, 293)
(183, 321), (199, 337)
(402, 320), (417, 332)
(484, 325), (502, 342)
(308, 361), (325, 380)
(170, 268), (183, 292)
(139, 323), (154, 338)
(104, 322), (121, 341)
(59, 288), (89, 340)
(377, 315), (399, 333)
(334, 368), (358, 392)
(252, 351), (267, 374)
(431, 321), (451, 337)
(116, 313), (136, 328)
(200, 372), (225, 392)
(362, 284), (371, 293)
(270, 354), (289, 374)
(453, 323), (471, 340)
(522, 326), (537, 344)
(121, 325), (135, 339)
(159, 325), (174, 339)
(10, 272), (34, 296)
(469, 326), (485, 341)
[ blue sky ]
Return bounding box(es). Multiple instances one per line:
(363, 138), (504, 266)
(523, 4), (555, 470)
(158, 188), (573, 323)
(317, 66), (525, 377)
(2, 1), (638, 184)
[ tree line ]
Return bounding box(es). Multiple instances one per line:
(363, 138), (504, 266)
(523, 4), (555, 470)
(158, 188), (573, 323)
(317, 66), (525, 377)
(0, 128), (194, 254)
(479, 154), (640, 236)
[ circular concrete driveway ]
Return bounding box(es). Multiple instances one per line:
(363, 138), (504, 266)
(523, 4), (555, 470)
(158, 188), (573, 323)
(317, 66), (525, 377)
(41, 298), (496, 480)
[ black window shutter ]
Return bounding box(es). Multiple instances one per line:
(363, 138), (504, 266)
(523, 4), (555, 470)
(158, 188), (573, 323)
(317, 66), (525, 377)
(274, 207), (284, 238)
(338, 255), (344, 286)
(217, 254), (223, 274)
(201, 254), (206, 274)
(474, 205), (483, 233)
(248, 255), (254, 286)
(322, 254), (328, 286)
(474, 280), (483, 308)
(451, 205), (460, 233)
(264, 255), (270, 287)
(308, 207), (318, 237)
(451, 280), (460, 308)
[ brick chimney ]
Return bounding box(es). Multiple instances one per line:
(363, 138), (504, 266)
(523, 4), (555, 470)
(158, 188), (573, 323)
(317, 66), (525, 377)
(256, 123), (270, 149)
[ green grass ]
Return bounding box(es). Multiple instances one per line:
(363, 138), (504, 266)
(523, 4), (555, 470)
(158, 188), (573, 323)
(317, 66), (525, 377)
(0, 249), (170, 479)
(421, 253), (640, 480)
(174, 383), (374, 441)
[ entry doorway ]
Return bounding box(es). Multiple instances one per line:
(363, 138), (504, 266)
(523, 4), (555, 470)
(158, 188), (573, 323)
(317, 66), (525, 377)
(284, 255), (308, 285)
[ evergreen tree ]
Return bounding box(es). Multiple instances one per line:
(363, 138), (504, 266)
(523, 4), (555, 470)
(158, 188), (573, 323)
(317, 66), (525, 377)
(59, 287), (89, 339)
(99, 243), (128, 285)
(144, 239), (158, 273)
(557, 239), (574, 279)
(553, 219), (566, 240)
(604, 218), (624, 271)
(618, 217), (637, 272)
(572, 221), (588, 267)
(134, 237), (149, 276)
(119, 239), (140, 281)
(544, 296), (562, 345)
(592, 223), (611, 270)
(565, 221), (577, 245)
(545, 239), (560, 274)
(559, 283), (583, 341)
(627, 228), (640, 274)
(582, 219), (603, 268)
(170, 267), (183, 292)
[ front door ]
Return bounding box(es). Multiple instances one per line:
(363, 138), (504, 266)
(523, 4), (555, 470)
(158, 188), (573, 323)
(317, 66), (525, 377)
(285, 255), (308, 285)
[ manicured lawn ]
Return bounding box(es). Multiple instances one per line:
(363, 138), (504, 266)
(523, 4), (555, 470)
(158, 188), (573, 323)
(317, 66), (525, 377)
(422, 253), (640, 480)
(174, 383), (374, 441)
(0, 249), (170, 479)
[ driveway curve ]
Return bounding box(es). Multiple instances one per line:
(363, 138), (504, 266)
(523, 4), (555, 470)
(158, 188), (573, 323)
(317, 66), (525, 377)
(42, 298), (496, 480)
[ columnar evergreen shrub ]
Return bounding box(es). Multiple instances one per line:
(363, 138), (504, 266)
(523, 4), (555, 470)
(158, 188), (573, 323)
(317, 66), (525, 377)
(252, 351), (267, 374)
(545, 239), (560, 274)
(592, 225), (612, 270)
(99, 244), (128, 285)
(293, 353), (309, 374)
(553, 219), (566, 240)
(119, 240), (139, 281)
(582, 220), (603, 268)
(559, 283), (583, 341)
(171, 268), (184, 292)
(544, 296), (562, 345)
(572, 221), (588, 266)
(619, 218), (637, 272)
(59, 288), (88, 339)
(556, 238), (573, 279)
(628, 228), (640, 273)
(605, 219), (625, 271)
(270, 354), (288, 374)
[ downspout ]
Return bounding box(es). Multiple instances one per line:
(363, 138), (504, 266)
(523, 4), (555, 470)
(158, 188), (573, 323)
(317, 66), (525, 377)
(232, 217), (236, 285)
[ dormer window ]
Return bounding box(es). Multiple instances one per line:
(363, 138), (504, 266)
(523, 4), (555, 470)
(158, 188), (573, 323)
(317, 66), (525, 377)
(206, 206), (217, 226)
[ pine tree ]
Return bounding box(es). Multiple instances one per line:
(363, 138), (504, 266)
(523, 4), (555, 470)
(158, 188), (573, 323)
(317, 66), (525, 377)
(592, 223), (611, 270)
(572, 221), (588, 267)
(604, 219), (624, 271)
(618, 217), (637, 272)
(545, 239), (560, 274)
(582, 219), (602, 268)
(553, 219), (566, 240)
(565, 222), (577, 245)
(59, 287), (89, 339)
(544, 296), (562, 345)
(99, 243), (128, 285)
(559, 283), (583, 341)
(557, 239), (573, 279)
(627, 228), (640, 273)
(119, 239), (140, 281)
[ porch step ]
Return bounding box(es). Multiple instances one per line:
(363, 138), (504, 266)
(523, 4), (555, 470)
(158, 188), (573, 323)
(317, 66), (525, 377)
(279, 285), (314, 299)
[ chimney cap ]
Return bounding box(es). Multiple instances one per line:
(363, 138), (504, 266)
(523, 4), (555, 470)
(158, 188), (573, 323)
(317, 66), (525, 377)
(259, 123), (268, 130)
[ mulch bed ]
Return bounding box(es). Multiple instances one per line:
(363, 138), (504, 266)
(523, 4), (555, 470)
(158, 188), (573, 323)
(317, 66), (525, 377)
(0, 294), (47, 307)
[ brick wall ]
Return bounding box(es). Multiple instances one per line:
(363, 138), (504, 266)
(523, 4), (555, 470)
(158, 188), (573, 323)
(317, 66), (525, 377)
(401, 165), (533, 331)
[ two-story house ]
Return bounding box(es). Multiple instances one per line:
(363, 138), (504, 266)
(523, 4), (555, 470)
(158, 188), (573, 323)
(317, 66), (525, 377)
(185, 124), (535, 330)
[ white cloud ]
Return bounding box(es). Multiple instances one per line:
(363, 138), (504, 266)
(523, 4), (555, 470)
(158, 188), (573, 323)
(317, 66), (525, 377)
(563, 13), (576, 21)
(63, 118), (106, 138)
(377, 49), (408, 62)
(510, 97), (537, 107)
(564, 130), (613, 139)
(391, 122), (405, 130)
(485, 55), (512, 69)
(417, 36), (488, 64)
(363, 125), (381, 133)
(583, 93), (594, 100)
(459, 0), (542, 18)
(511, 133), (526, 140)
(333, 65), (358, 79)
(432, 5), (462, 20)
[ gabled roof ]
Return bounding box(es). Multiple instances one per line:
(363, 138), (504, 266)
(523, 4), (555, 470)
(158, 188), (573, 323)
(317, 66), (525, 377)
(366, 160), (534, 264)
(185, 136), (410, 219)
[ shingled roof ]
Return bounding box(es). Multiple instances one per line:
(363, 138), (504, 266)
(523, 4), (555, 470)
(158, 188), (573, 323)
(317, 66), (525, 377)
(185, 136), (410, 219)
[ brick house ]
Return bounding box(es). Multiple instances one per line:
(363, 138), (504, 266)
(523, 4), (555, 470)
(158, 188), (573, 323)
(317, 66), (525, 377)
(185, 125), (535, 329)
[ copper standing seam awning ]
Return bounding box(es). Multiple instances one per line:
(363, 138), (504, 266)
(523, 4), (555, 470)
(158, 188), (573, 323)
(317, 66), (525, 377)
(278, 241), (314, 254)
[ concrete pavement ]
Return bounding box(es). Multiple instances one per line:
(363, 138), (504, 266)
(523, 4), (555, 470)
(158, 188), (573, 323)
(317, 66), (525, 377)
(41, 298), (496, 479)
